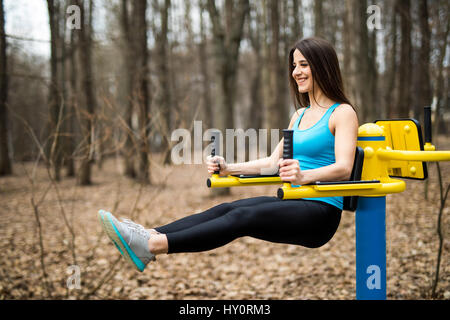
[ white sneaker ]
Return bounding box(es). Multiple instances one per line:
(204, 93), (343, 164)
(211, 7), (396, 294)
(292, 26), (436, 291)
(98, 210), (155, 272)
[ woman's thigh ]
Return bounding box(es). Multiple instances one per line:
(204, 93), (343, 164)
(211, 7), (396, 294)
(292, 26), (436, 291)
(232, 199), (342, 248)
(227, 196), (281, 209)
(155, 196), (280, 234)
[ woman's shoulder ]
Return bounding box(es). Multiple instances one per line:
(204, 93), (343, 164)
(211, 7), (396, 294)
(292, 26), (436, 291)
(331, 103), (358, 127)
(335, 103), (355, 112)
(334, 103), (357, 119)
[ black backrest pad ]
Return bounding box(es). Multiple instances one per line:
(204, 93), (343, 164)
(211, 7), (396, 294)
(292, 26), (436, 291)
(343, 146), (365, 211)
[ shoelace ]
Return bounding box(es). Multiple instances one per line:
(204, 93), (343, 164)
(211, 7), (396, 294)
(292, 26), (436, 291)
(124, 222), (149, 246)
(124, 220), (157, 262)
(121, 218), (157, 261)
(122, 219), (145, 230)
(123, 219), (161, 235)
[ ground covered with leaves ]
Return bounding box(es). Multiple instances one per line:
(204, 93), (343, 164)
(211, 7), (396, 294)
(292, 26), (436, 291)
(0, 143), (449, 300)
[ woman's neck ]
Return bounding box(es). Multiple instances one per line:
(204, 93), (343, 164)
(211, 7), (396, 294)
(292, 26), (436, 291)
(307, 88), (335, 110)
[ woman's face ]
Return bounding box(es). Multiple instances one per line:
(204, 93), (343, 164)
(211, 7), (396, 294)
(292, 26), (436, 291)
(292, 49), (313, 93)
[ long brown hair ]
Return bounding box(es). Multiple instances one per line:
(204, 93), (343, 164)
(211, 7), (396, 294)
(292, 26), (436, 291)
(288, 37), (355, 112)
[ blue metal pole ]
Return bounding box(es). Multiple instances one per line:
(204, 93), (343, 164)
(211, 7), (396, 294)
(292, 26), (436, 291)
(355, 196), (387, 300)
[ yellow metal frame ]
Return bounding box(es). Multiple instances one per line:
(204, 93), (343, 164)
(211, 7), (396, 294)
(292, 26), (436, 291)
(280, 179), (405, 199)
(208, 121), (450, 200)
(375, 119), (427, 179)
(207, 174), (282, 188)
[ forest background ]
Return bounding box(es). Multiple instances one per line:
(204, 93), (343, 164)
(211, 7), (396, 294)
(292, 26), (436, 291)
(0, 0), (448, 300)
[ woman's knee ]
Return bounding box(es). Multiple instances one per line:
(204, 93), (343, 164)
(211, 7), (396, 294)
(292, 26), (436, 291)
(216, 202), (233, 213)
(222, 207), (256, 231)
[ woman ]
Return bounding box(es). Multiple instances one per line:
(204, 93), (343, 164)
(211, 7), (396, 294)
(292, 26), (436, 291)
(98, 37), (359, 272)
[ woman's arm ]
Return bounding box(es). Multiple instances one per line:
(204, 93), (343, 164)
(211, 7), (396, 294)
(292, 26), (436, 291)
(207, 109), (302, 176)
(279, 105), (358, 184)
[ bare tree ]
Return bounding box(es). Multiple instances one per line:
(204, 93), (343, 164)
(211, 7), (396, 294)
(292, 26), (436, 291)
(47, 0), (63, 181)
(431, 0), (449, 139)
(153, 0), (172, 165)
(396, 0), (412, 117)
(65, 3), (77, 177)
(206, 0), (249, 195)
(367, 1), (378, 120)
(247, 2), (263, 131)
(416, 0), (432, 120)
(77, 0), (96, 185)
(0, 0), (11, 175)
(206, 0), (249, 131)
(385, 0), (398, 119)
(343, 0), (358, 112)
(357, 0), (371, 122)
(58, 2), (72, 176)
(314, 0), (324, 38)
(198, 0), (213, 130)
(134, 0), (151, 184)
(268, 0), (288, 131)
(289, 0), (303, 43)
(120, 0), (136, 178)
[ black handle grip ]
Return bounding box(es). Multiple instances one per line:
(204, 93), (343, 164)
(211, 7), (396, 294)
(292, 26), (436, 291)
(424, 106), (432, 143)
(278, 129), (294, 197)
(282, 129), (294, 159)
(211, 137), (216, 157)
(211, 131), (221, 174)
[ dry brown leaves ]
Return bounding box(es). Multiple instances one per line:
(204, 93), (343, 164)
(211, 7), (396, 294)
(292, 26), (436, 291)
(0, 141), (449, 300)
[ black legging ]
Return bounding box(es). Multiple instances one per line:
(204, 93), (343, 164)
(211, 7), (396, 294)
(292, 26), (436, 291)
(154, 196), (342, 253)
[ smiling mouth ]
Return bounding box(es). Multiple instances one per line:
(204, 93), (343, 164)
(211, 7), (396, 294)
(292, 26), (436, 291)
(296, 78), (307, 84)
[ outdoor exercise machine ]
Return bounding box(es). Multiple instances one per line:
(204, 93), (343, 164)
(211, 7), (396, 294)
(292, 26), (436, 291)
(206, 107), (450, 300)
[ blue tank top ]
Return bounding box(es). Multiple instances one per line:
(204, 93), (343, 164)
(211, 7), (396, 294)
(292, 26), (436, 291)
(291, 103), (343, 210)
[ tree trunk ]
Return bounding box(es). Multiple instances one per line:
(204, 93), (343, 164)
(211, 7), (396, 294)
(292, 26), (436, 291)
(268, 0), (283, 129)
(77, 0), (95, 185)
(206, 0), (249, 196)
(417, 0), (432, 119)
(156, 0), (172, 165)
(66, 17), (77, 178)
(326, 1), (338, 46)
(343, 0), (358, 113)
(198, 0), (213, 130)
(57, 2), (72, 177)
(47, 0), (62, 181)
(247, 2), (263, 131)
(268, 0), (287, 132)
(314, 0), (324, 38)
(0, 0), (11, 175)
(290, 0), (303, 44)
(135, 0), (151, 184)
(432, 1), (449, 140)
(121, 0), (136, 178)
(206, 0), (249, 139)
(354, 0), (369, 122)
(396, 0), (412, 117)
(386, 1), (398, 119)
(368, 26), (378, 120)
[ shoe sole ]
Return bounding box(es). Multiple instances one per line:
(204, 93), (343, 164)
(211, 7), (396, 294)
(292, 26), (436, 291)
(98, 210), (134, 267)
(102, 211), (147, 272)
